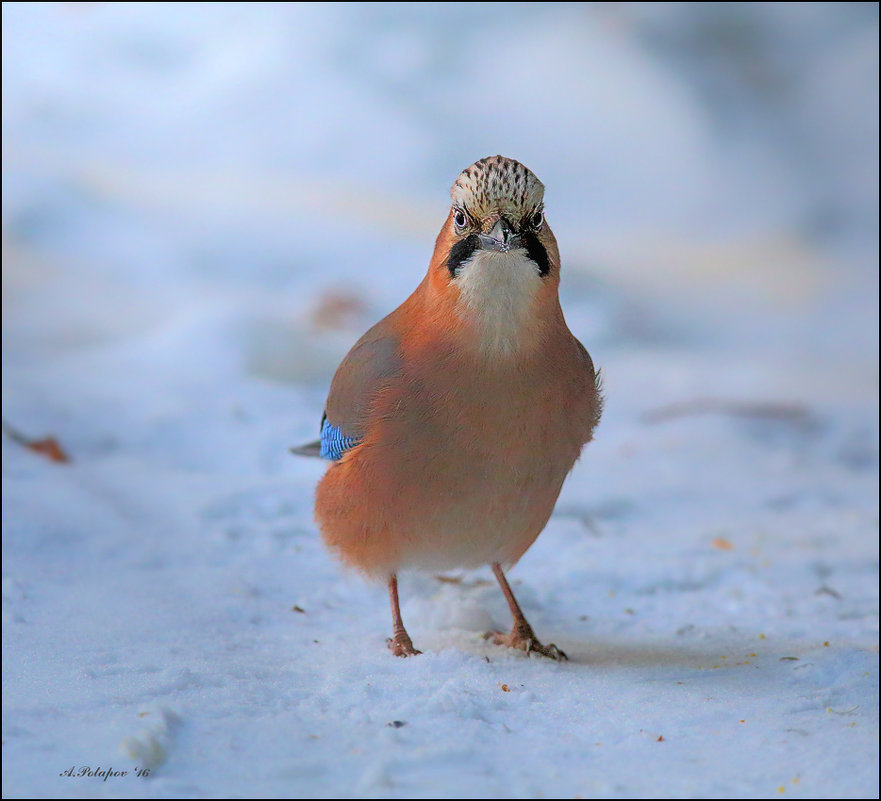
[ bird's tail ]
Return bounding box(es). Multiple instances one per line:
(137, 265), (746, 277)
(290, 440), (322, 458)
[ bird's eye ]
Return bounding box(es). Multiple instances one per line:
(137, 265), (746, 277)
(453, 209), (468, 230)
(531, 209), (544, 229)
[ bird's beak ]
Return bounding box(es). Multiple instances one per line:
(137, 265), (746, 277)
(478, 217), (521, 253)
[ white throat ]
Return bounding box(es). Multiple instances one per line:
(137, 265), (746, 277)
(452, 249), (543, 358)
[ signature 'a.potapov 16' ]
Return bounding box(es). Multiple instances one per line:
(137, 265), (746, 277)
(293, 155), (603, 659)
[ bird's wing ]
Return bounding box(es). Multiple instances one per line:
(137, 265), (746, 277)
(574, 337), (595, 378)
(575, 338), (604, 429)
(319, 320), (403, 460)
(289, 440), (322, 458)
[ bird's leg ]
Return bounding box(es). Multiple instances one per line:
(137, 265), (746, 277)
(487, 563), (567, 660)
(386, 574), (422, 657)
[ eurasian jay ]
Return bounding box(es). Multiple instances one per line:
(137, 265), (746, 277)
(294, 155), (602, 658)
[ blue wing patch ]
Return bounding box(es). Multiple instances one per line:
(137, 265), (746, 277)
(320, 418), (361, 461)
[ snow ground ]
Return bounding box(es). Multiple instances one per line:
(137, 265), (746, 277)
(2, 3), (878, 798)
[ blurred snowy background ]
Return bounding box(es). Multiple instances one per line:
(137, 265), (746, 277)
(2, 3), (878, 799)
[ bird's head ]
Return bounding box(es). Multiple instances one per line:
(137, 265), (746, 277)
(426, 156), (562, 358)
(445, 155), (555, 277)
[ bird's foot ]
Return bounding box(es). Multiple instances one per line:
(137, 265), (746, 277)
(485, 624), (568, 661)
(386, 632), (422, 658)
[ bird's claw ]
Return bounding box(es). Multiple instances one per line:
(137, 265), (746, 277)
(484, 628), (568, 661)
(534, 641), (568, 661)
(386, 635), (422, 658)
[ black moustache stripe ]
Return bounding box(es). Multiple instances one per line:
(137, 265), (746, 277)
(521, 231), (550, 277)
(445, 231), (550, 278)
(446, 234), (480, 276)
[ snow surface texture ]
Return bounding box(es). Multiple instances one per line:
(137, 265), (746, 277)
(2, 3), (878, 798)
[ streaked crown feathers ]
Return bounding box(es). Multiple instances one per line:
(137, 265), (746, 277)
(451, 155), (545, 222)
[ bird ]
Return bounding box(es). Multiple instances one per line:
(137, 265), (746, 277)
(292, 155), (602, 658)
